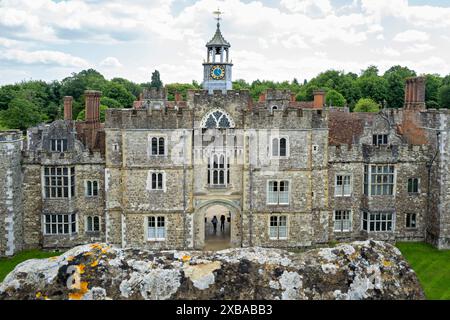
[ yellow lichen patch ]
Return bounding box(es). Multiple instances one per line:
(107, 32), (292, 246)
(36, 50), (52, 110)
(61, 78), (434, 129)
(182, 255), (191, 262)
(77, 264), (86, 274)
(67, 256), (75, 262)
(383, 260), (393, 267)
(68, 281), (89, 300)
(90, 260), (99, 267)
(101, 247), (109, 254)
(68, 292), (84, 300)
(83, 251), (93, 257)
(80, 281), (89, 293)
(48, 256), (58, 261)
(90, 243), (103, 250)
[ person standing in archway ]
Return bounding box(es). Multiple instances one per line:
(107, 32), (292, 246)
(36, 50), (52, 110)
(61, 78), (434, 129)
(212, 216), (218, 234)
(220, 214), (226, 232)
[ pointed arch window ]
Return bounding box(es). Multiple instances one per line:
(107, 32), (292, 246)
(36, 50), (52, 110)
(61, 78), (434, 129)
(201, 109), (235, 129)
(271, 136), (289, 157)
(207, 153), (230, 187)
(149, 135), (166, 156)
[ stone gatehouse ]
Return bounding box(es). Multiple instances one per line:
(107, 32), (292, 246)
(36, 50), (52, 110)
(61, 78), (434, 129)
(1, 19), (449, 256)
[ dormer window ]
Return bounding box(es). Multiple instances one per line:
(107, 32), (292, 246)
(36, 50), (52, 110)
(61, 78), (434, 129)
(50, 139), (67, 152)
(373, 134), (388, 146)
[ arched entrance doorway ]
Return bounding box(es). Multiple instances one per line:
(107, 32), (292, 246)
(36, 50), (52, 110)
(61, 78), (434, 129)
(204, 205), (231, 250)
(194, 200), (241, 250)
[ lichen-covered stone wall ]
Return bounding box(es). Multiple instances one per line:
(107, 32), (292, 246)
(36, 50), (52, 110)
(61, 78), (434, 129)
(0, 241), (425, 300)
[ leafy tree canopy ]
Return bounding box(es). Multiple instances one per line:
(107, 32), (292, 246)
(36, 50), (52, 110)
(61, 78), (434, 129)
(325, 89), (346, 107)
(354, 98), (381, 113)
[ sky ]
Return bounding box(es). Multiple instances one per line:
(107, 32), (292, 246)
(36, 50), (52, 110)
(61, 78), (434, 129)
(0, 0), (450, 85)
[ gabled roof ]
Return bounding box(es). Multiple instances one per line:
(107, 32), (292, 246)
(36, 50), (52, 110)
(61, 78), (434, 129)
(206, 23), (230, 47)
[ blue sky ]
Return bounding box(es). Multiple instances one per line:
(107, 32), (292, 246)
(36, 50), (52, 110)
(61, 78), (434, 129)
(0, 0), (449, 85)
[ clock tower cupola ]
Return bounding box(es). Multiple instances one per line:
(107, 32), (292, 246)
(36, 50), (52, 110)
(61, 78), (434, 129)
(203, 9), (233, 93)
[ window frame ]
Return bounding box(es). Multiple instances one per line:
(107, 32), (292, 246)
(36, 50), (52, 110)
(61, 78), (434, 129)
(372, 134), (388, 146)
(406, 213), (417, 229)
(361, 211), (395, 232)
(333, 210), (352, 232)
(147, 170), (166, 192)
(266, 180), (290, 205)
(268, 215), (288, 240)
(364, 164), (396, 197)
(43, 213), (77, 235)
(84, 180), (99, 197)
(335, 174), (352, 197)
(270, 135), (290, 158)
(85, 215), (101, 232)
(407, 178), (420, 194)
(148, 135), (167, 157)
(50, 139), (68, 152)
(42, 166), (75, 199)
(146, 215), (166, 241)
(207, 153), (230, 187)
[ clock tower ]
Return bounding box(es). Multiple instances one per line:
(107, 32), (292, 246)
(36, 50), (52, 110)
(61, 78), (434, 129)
(203, 10), (233, 93)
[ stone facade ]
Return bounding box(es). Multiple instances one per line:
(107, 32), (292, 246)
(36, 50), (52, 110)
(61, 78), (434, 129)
(1, 20), (450, 257)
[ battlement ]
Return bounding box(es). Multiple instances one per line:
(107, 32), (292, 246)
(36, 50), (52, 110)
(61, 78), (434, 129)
(265, 89), (292, 101)
(142, 87), (167, 100)
(187, 89), (252, 104)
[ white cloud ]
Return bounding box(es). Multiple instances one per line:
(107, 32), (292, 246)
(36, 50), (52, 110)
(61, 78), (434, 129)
(100, 57), (123, 68)
(393, 30), (430, 43)
(281, 0), (333, 16)
(373, 46), (400, 57)
(0, 0), (449, 85)
(281, 34), (309, 49)
(404, 43), (435, 53)
(0, 49), (89, 67)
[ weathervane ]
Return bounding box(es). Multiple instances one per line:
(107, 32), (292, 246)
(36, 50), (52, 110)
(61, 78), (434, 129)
(213, 8), (223, 25)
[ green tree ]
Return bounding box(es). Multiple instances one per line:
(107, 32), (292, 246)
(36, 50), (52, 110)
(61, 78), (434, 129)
(354, 98), (381, 113)
(383, 66), (416, 109)
(425, 74), (442, 106)
(438, 85), (450, 108)
(100, 97), (121, 109)
(150, 70), (163, 88)
(357, 75), (388, 105)
(111, 78), (142, 99)
(325, 89), (346, 107)
(76, 105), (108, 122)
(0, 97), (46, 130)
(103, 82), (135, 108)
(232, 79), (250, 90)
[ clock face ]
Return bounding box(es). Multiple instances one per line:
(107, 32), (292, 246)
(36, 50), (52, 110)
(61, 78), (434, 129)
(210, 65), (225, 80)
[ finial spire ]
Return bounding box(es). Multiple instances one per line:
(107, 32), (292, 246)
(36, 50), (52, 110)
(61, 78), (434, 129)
(213, 8), (223, 27)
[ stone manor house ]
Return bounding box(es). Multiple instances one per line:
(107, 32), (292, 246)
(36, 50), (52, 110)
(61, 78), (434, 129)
(1, 20), (450, 257)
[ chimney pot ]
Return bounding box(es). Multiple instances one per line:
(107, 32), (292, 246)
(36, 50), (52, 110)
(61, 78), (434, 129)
(63, 96), (73, 121)
(313, 90), (326, 109)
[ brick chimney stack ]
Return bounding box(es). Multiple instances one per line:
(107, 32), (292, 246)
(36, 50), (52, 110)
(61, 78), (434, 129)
(175, 91), (182, 102)
(313, 90), (326, 109)
(290, 93), (296, 102)
(404, 77), (426, 110)
(258, 93), (266, 102)
(85, 90), (101, 124)
(63, 96), (73, 121)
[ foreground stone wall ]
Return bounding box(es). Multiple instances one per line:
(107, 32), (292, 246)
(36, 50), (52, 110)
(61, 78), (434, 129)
(0, 241), (424, 300)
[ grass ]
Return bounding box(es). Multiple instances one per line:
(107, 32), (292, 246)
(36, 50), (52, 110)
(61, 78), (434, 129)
(396, 242), (450, 300)
(0, 249), (61, 282)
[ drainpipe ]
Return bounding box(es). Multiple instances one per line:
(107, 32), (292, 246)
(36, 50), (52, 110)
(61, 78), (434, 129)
(426, 131), (440, 245)
(182, 129), (187, 249)
(249, 162), (253, 247)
